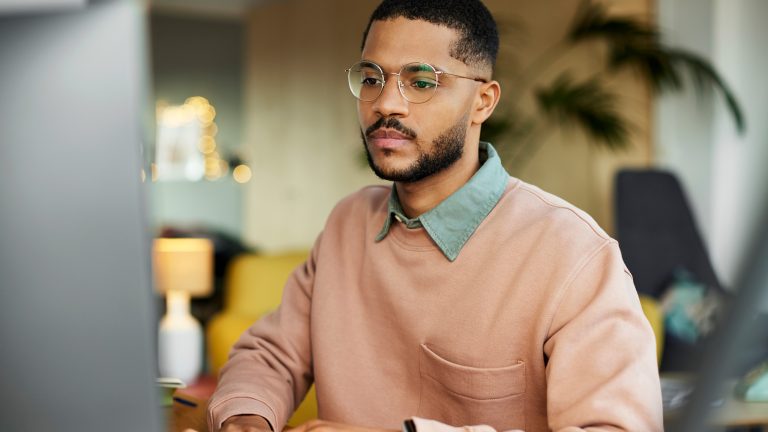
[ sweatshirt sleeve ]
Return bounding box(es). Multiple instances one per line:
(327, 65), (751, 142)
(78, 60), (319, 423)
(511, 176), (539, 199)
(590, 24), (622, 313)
(543, 240), (663, 431)
(412, 241), (662, 432)
(207, 233), (322, 432)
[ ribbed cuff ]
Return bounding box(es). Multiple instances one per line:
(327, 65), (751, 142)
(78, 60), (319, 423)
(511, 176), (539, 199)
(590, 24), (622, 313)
(207, 396), (277, 432)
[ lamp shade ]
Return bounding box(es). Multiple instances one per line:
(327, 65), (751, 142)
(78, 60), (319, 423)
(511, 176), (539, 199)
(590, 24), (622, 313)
(152, 238), (213, 297)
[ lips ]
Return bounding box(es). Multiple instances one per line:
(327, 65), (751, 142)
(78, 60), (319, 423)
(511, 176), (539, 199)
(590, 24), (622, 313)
(367, 128), (413, 150)
(368, 129), (411, 140)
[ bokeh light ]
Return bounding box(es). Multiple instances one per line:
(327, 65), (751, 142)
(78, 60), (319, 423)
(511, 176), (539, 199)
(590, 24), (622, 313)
(233, 164), (252, 184)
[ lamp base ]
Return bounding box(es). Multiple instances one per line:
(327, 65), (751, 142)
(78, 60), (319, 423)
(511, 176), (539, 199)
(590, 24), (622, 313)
(158, 291), (202, 384)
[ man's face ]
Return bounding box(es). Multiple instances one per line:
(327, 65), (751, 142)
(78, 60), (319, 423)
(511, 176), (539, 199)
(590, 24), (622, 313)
(359, 18), (479, 183)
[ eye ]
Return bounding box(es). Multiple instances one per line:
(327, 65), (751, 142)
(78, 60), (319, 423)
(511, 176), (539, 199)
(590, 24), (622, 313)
(361, 76), (383, 87)
(411, 79), (437, 90)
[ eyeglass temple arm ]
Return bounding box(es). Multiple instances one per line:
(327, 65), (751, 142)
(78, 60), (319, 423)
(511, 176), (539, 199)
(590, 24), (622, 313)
(436, 71), (488, 83)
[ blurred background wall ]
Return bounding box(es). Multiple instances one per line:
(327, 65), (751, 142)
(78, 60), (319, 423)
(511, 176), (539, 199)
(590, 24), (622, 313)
(242, 0), (384, 252)
(149, 10), (245, 238)
(656, 0), (768, 290)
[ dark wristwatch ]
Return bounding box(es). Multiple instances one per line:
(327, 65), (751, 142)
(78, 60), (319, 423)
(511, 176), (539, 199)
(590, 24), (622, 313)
(403, 419), (416, 432)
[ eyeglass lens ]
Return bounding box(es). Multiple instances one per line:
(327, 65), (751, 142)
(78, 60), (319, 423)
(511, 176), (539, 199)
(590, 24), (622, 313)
(347, 62), (439, 104)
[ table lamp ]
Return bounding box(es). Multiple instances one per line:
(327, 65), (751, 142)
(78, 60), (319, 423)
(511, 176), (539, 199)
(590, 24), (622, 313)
(153, 238), (213, 384)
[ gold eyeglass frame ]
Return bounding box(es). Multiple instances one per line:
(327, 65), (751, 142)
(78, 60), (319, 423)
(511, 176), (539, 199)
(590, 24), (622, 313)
(345, 60), (488, 104)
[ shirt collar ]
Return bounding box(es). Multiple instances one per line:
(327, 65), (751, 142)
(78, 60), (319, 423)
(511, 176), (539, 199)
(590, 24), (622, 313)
(375, 142), (509, 261)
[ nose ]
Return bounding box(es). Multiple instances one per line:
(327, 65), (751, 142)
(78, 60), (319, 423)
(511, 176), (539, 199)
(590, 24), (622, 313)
(371, 75), (409, 118)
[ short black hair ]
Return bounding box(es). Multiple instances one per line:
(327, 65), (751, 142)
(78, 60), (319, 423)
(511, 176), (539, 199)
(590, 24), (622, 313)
(361, 0), (499, 72)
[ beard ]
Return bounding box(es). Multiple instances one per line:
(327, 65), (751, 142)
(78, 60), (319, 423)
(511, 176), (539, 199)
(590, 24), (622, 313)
(362, 114), (468, 183)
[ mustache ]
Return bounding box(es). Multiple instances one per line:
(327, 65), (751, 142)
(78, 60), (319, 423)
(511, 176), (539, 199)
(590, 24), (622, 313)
(364, 117), (417, 139)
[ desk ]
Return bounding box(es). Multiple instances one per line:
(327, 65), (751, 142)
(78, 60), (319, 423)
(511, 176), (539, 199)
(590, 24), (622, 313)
(167, 375), (216, 432)
(663, 374), (768, 430)
(714, 381), (768, 429)
(171, 375), (768, 432)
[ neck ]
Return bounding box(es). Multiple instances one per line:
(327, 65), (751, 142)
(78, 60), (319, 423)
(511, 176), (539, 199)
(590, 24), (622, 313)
(395, 141), (481, 218)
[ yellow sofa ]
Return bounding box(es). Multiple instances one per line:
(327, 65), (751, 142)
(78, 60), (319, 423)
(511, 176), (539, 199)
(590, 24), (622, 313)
(639, 294), (664, 366)
(206, 251), (318, 426)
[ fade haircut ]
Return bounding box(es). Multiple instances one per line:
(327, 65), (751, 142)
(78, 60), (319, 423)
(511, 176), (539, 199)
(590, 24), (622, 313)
(361, 0), (499, 73)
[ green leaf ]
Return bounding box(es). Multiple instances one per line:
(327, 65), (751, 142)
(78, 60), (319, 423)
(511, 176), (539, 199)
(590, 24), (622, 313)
(566, 0), (745, 134)
(535, 74), (630, 149)
(568, 0), (658, 46)
(480, 117), (512, 144)
(609, 44), (746, 133)
(481, 110), (536, 145)
(608, 43), (684, 91)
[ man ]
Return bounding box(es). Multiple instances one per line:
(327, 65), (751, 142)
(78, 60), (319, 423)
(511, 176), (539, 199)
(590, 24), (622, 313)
(208, 1), (663, 431)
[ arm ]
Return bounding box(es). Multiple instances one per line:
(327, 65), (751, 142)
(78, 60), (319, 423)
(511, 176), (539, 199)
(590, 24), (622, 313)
(207, 235), (323, 432)
(543, 241), (663, 431)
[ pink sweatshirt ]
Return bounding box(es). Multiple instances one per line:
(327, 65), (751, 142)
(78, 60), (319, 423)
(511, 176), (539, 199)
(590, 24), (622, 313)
(208, 179), (663, 432)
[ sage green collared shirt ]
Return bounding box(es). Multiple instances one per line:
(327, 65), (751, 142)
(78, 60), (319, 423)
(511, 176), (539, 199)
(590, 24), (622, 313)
(375, 142), (510, 262)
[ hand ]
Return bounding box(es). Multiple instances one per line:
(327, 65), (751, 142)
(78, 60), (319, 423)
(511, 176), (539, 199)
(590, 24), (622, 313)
(220, 414), (273, 432)
(286, 419), (398, 432)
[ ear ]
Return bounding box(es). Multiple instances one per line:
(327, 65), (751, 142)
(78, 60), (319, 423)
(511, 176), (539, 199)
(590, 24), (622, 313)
(470, 80), (501, 125)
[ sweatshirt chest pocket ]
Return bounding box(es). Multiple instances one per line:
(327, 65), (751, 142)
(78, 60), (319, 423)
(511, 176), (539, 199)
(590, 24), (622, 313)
(417, 344), (526, 431)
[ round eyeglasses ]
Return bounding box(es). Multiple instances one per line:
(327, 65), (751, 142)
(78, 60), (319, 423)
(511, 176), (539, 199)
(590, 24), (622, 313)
(346, 61), (487, 104)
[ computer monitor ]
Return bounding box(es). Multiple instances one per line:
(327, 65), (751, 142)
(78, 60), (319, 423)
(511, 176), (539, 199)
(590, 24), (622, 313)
(670, 203), (768, 431)
(0, 1), (163, 431)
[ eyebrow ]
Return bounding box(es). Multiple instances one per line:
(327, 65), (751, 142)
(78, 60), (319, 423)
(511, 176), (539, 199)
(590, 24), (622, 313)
(359, 60), (380, 69)
(360, 60), (448, 74)
(412, 63), (434, 72)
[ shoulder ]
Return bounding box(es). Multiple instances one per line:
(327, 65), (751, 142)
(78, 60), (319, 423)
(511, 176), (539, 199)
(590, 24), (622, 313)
(519, 182), (612, 241)
(509, 179), (611, 241)
(486, 178), (616, 265)
(500, 181), (637, 308)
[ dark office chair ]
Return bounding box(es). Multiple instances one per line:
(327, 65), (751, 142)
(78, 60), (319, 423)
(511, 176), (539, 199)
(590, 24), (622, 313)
(614, 169), (723, 371)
